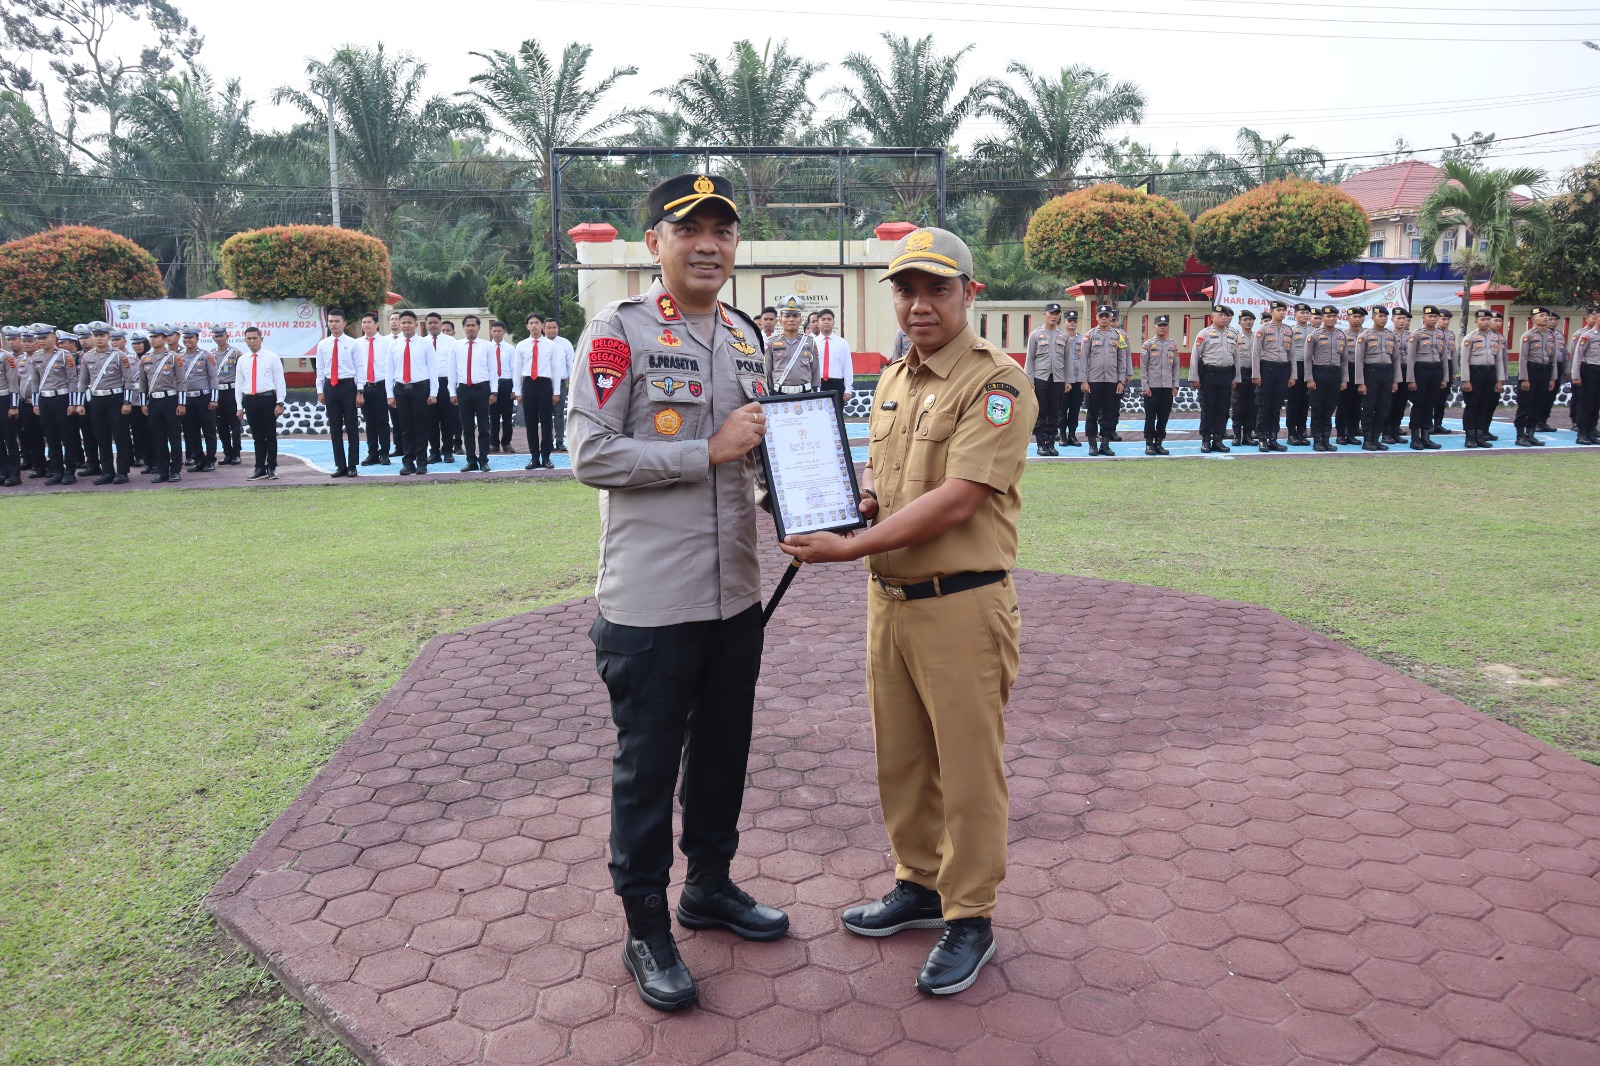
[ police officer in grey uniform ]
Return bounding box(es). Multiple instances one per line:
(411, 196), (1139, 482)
(0, 327), (24, 485)
(1405, 306), (1451, 450)
(124, 330), (154, 471)
(766, 296), (820, 395)
(1334, 307), (1365, 444)
(211, 327), (244, 464)
(568, 173), (787, 1013)
(75, 322), (134, 483)
(1252, 300), (1293, 451)
(1230, 309), (1257, 446)
(1140, 314), (1179, 455)
(1571, 305), (1600, 445)
(1354, 305), (1399, 451)
(1516, 308), (1563, 445)
(1286, 303), (1315, 445)
(177, 327), (219, 471)
(1079, 304), (1129, 455)
(1435, 309), (1458, 435)
(1385, 308), (1413, 443)
(17, 326), (49, 476)
(140, 326), (187, 483)
(1058, 310), (1087, 447)
(1305, 306), (1355, 451)
(30, 328), (80, 484)
(1188, 305), (1241, 453)
(1460, 309), (1508, 448)
(1024, 302), (1071, 456)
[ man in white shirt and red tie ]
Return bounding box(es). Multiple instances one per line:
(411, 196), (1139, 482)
(488, 319), (516, 452)
(237, 327), (286, 481)
(449, 314), (497, 471)
(316, 308), (361, 477)
(541, 316), (575, 452)
(423, 312), (460, 464)
(815, 308), (854, 400)
(356, 311), (392, 466)
(387, 310), (437, 475)
(515, 313), (556, 469)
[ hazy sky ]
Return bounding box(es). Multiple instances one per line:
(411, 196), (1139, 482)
(120, 0), (1600, 181)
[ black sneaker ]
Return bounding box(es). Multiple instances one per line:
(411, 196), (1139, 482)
(916, 918), (997, 996)
(677, 880), (789, 942)
(842, 880), (944, 937)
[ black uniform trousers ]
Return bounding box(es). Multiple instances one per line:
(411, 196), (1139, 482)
(591, 605), (764, 897)
(1032, 378), (1065, 445)
(242, 391), (279, 473)
(36, 394), (71, 476)
(1464, 367), (1500, 437)
(88, 394), (132, 475)
(1434, 366), (1454, 429)
(1359, 366), (1394, 442)
(127, 403), (151, 467)
(361, 383), (391, 458)
(1254, 362), (1290, 441)
(1571, 373), (1600, 438)
(1410, 364), (1445, 434)
(494, 380), (515, 447)
(68, 406), (95, 469)
(521, 377), (554, 460)
(391, 382), (431, 470)
(1285, 372), (1310, 438)
(1231, 374), (1256, 440)
(19, 402), (45, 472)
(1386, 369), (1410, 436)
(146, 394), (184, 477)
(1143, 387), (1174, 441)
(821, 377), (846, 396)
(431, 375), (460, 457)
(182, 394), (217, 463)
(1515, 364), (1555, 430)
(1309, 365), (1343, 438)
(216, 387), (241, 460)
(1085, 381), (1120, 441)
(455, 381), (492, 462)
(1061, 383), (1084, 439)
(1197, 365), (1234, 441)
(553, 390), (566, 448)
(1335, 363), (1361, 439)
(324, 378), (360, 472)
(0, 395), (17, 476)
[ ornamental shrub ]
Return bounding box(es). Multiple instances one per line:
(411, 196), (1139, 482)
(1194, 178), (1368, 291)
(220, 226), (390, 319)
(1024, 184), (1194, 297)
(486, 270), (586, 344)
(0, 226), (164, 326)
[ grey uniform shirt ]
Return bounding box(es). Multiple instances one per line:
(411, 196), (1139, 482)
(1392, 328), (1412, 382)
(568, 279), (769, 627)
(29, 348), (78, 403)
(1460, 329), (1508, 380)
(1079, 326), (1130, 383)
(76, 348), (128, 396)
(1140, 337), (1180, 389)
(1571, 327), (1599, 378)
(1442, 328), (1459, 376)
(214, 346), (242, 385)
(140, 349), (185, 397)
(1290, 323), (1316, 378)
(177, 348), (219, 402)
(1252, 321), (1294, 377)
(2, 352), (26, 402)
(766, 332), (820, 392)
(1024, 327), (1071, 382)
(1406, 327), (1451, 378)
(1188, 326), (1243, 383)
(1353, 328), (1400, 385)
(1305, 327), (1354, 371)
(1520, 328), (1563, 374)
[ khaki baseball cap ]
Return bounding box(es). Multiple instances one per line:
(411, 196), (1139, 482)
(881, 227), (975, 281)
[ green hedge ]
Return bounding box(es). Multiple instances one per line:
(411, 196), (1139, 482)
(220, 226), (390, 318)
(486, 271), (585, 344)
(0, 226), (164, 326)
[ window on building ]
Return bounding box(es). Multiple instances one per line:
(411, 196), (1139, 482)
(1411, 238), (1422, 257)
(1477, 238), (1489, 253)
(1441, 234), (1457, 260)
(1368, 240), (1385, 258)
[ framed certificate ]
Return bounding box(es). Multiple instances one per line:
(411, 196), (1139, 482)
(756, 391), (869, 541)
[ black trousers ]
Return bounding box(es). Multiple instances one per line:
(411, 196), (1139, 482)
(456, 381), (492, 461)
(1515, 364), (1555, 429)
(1335, 364), (1361, 438)
(1085, 381), (1120, 440)
(324, 378), (360, 471)
(242, 391), (279, 472)
(68, 407), (95, 468)
(591, 605), (764, 896)
(1572, 373), (1599, 437)
(554, 388), (567, 447)
(127, 404), (151, 466)
(183, 395), (217, 463)
(1143, 387), (1174, 440)
(1309, 366), (1342, 437)
(494, 380), (515, 446)
(361, 384), (391, 457)
(37, 394), (70, 476)
(1360, 367), (1394, 441)
(1032, 378), (1065, 444)
(1197, 365), (1233, 441)
(392, 383), (431, 468)
(1254, 362), (1290, 440)
(1387, 375), (1410, 435)
(0, 395), (17, 472)
(1285, 373), (1310, 437)
(1231, 374), (1256, 439)
(19, 402), (45, 471)
(1464, 367), (1500, 436)
(1062, 383), (1083, 437)
(821, 377), (846, 395)
(521, 377), (554, 460)
(1433, 368), (1454, 428)
(88, 395), (132, 474)
(1410, 364), (1444, 434)
(147, 394), (184, 477)
(431, 375), (460, 455)
(216, 388), (241, 459)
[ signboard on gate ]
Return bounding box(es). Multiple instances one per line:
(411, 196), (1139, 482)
(1212, 275), (1410, 318)
(105, 297), (327, 355)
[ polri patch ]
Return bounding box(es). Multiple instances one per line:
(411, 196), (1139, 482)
(984, 391), (1015, 427)
(588, 336), (632, 409)
(653, 408), (684, 436)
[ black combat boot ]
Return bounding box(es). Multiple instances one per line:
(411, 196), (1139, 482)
(621, 893), (696, 1011)
(676, 860), (789, 942)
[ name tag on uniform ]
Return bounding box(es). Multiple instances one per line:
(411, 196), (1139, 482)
(880, 400), (897, 410)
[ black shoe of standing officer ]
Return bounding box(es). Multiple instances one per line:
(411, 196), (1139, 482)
(1097, 442), (1114, 456)
(112, 473), (128, 484)
(843, 879), (944, 937)
(621, 894), (697, 1012)
(1362, 439), (1380, 451)
(1064, 433), (1082, 447)
(917, 917), (997, 996)
(1434, 425), (1454, 435)
(1515, 432), (1534, 447)
(1156, 439), (1171, 456)
(1213, 439), (1230, 453)
(541, 459), (556, 469)
(676, 865), (789, 942)
(1145, 442), (1160, 456)
(92, 474), (114, 485)
(1483, 430), (1499, 441)
(44, 472), (62, 485)
(1537, 422), (1556, 434)
(1199, 439), (1213, 453)
(524, 460), (539, 471)
(360, 454), (379, 466)
(1107, 432), (1123, 442)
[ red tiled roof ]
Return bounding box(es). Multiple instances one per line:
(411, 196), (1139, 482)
(1339, 160), (1531, 216)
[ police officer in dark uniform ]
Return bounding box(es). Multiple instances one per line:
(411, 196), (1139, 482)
(1286, 303), (1314, 446)
(1385, 307), (1413, 443)
(1435, 308), (1458, 435)
(1334, 307), (1365, 444)
(177, 327), (219, 471)
(1024, 302), (1070, 456)
(1305, 306), (1354, 451)
(211, 327), (244, 464)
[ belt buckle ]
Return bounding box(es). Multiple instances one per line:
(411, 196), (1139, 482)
(879, 579), (907, 600)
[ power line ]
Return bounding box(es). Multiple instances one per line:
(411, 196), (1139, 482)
(870, 0), (1600, 27)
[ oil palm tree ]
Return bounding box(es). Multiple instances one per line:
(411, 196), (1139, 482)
(1417, 161), (1551, 323)
(1229, 127), (1327, 192)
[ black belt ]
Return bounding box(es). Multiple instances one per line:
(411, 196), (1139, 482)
(874, 570), (1005, 601)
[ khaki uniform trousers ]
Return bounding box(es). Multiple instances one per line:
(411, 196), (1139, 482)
(866, 573), (1020, 920)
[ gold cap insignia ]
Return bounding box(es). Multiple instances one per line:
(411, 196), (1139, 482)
(906, 230), (934, 252)
(693, 175), (714, 194)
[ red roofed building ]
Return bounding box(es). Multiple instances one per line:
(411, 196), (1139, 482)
(1338, 160), (1528, 264)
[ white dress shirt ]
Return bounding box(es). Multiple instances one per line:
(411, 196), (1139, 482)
(237, 349), (287, 397)
(357, 333), (391, 391)
(424, 331), (458, 379)
(314, 333), (363, 389)
(446, 336), (495, 396)
(386, 333), (437, 398)
(488, 338), (516, 384)
(544, 335), (575, 395)
(515, 336), (553, 385)
(817, 331), (854, 392)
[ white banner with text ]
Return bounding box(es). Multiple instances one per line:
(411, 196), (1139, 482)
(1212, 275), (1411, 317)
(104, 297), (328, 356)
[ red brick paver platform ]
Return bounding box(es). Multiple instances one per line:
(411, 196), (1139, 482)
(207, 561), (1600, 1065)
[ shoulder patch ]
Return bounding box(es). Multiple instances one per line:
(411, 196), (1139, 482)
(587, 336), (631, 408)
(983, 390), (1015, 427)
(982, 380), (1020, 398)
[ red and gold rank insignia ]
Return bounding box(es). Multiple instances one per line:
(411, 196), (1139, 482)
(653, 408), (683, 436)
(658, 329), (682, 348)
(587, 336), (632, 408)
(656, 294), (681, 321)
(718, 304), (735, 327)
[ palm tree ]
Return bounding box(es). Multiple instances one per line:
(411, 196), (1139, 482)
(827, 33), (993, 216)
(390, 211), (507, 306)
(0, 90), (91, 240)
(274, 44), (470, 242)
(1230, 128), (1326, 192)
(1417, 161), (1551, 323)
(973, 63), (1145, 238)
(113, 66), (261, 295)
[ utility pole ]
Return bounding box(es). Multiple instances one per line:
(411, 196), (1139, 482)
(319, 87), (342, 227)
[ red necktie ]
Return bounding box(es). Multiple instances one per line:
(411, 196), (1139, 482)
(532, 339), (540, 378)
(251, 356), (258, 393)
(495, 344), (503, 377)
(367, 337), (376, 382)
(403, 339), (411, 381)
(823, 336), (831, 375)
(330, 337), (339, 385)
(467, 339), (474, 385)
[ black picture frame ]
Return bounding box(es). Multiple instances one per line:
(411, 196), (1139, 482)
(756, 390), (869, 542)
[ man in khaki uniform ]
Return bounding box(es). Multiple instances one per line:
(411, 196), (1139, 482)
(766, 296), (821, 394)
(780, 227), (1035, 997)
(568, 173), (786, 1014)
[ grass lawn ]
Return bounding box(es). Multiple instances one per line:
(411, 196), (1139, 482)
(2, 452), (1596, 1063)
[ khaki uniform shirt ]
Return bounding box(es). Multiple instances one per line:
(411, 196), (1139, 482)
(1392, 328), (1412, 382)
(568, 279), (769, 627)
(1442, 327), (1459, 376)
(1024, 327), (1070, 382)
(1461, 329), (1508, 380)
(1252, 321), (1294, 377)
(1188, 326), (1244, 383)
(1140, 337), (1180, 389)
(866, 326), (1035, 582)
(1079, 326), (1130, 383)
(1353, 328), (1400, 385)
(766, 332), (820, 393)
(1406, 327), (1451, 379)
(2, 352), (26, 401)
